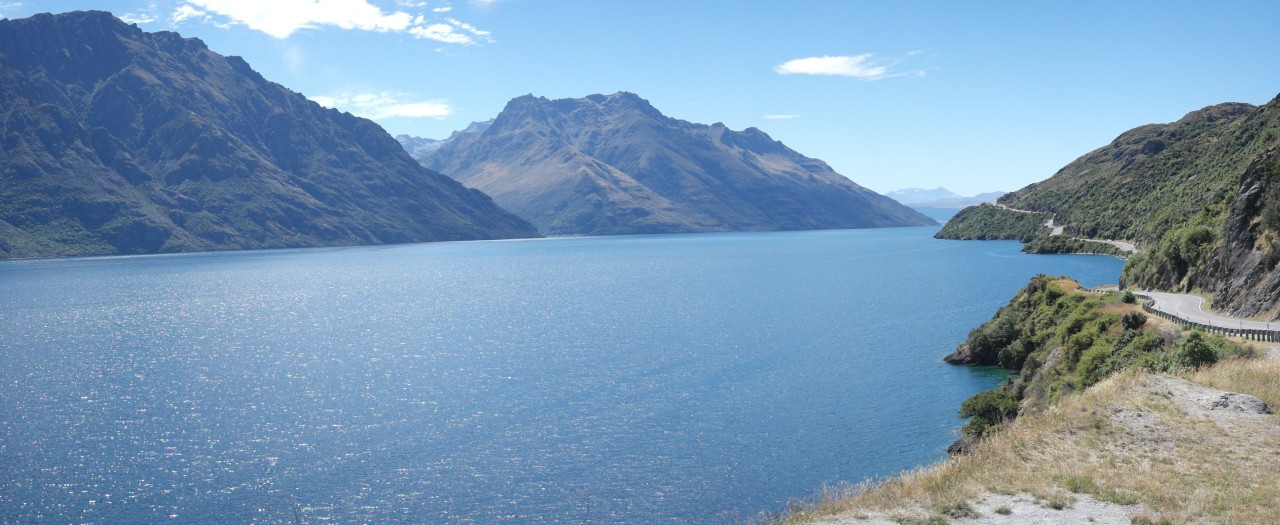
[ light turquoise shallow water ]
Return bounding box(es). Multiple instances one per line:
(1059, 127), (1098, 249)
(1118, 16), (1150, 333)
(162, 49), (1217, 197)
(0, 227), (1122, 523)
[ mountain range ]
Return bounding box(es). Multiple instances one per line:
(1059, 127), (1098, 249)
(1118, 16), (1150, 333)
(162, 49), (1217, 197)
(0, 11), (538, 259)
(885, 187), (1003, 222)
(885, 187), (1004, 208)
(939, 95), (1280, 319)
(406, 92), (935, 236)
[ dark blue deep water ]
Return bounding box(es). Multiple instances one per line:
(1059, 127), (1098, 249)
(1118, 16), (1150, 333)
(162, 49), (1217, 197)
(0, 228), (1122, 524)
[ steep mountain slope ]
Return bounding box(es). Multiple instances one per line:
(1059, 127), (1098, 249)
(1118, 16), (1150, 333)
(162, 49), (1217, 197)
(420, 92), (935, 235)
(999, 102), (1266, 244)
(938, 95), (1280, 319)
(0, 11), (538, 259)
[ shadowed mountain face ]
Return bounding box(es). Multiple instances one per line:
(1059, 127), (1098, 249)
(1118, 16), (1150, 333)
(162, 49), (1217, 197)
(418, 92), (936, 235)
(0, 11), (538, 259)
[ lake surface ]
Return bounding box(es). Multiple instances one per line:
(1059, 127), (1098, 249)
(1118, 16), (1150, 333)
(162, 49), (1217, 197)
(0, 227), (1122, 524)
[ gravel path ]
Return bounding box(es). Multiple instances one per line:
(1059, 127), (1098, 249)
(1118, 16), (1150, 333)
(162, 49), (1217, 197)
(804, 492), (1137, 525)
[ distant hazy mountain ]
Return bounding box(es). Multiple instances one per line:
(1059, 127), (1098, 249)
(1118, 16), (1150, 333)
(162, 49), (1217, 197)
(885, 188), (1003, 222)
(417, 92), (935, 235)
(394, 135), (444, 158)
(886, 187), (1004, 208)
(886, 187), (961, 204)
(395, 120), (492, 159)
(0, 11), (537, 259)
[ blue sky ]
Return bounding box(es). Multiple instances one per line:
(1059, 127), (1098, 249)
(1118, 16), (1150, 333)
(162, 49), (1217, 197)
(6, 1), (1280, 195)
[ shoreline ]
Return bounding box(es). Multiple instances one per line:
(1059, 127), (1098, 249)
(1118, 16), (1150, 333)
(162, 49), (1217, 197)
(773, 276), (1280, 524)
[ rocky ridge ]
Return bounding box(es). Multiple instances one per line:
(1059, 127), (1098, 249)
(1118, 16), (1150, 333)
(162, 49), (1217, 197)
(0, 11), (538, 259)
(417, 92), (936, 235)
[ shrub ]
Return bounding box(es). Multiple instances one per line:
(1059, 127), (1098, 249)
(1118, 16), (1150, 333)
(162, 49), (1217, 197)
(998, 339), (1030, 370)
(1122, 311), (1147, 330)
(1077, 343), (1113, 387)
(1173, 331), (1218, 369)
(959, 390), (1019, 437)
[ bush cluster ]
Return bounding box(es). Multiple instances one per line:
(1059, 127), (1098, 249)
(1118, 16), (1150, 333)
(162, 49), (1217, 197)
(935, 204), (1049, 242)
(953, 276), (1250, 440)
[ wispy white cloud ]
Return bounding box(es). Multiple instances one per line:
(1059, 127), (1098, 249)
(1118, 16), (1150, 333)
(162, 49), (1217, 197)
(447, 17), (492, 41)
(119, 12), (157, 24)
(282, 44), (305, 74)
(774, 54), (886, 80)
(409, 23), (472, 44)
(170, 4), (205, 23)
(432, 5), (452, 12)
(774, 53), (923, 81)
(0, 1), (23, 19)
(183, 0), (411, 38)
(117, 2), (161, 25)
(311, 91), (454, 120)
(174, 0), (490, 45)
(763, 114), (800, 120)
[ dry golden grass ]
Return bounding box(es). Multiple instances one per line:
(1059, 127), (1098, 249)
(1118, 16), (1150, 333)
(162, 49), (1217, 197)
(1185, 356), (1280, 416)
(1050, 278), (1083, 294)
(776, 357), (1280, 525)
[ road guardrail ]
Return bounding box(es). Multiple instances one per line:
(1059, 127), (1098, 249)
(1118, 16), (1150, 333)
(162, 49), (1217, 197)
(1138, 296), (1280, 342)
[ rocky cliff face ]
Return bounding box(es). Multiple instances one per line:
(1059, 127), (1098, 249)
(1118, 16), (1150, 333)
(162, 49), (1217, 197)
(419, 92), (935, 235)
(1205, 140), (1280, 318)
(0, 11), (538, 258)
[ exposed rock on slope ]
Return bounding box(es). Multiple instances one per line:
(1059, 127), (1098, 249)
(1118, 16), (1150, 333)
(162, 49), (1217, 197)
(419, 92), (935, 235)
(1204, 142), (1280, 318)
(0, 11), (538, 259)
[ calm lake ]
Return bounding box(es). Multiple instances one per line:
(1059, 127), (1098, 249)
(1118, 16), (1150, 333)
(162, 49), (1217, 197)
(0, 227), (1122, 524)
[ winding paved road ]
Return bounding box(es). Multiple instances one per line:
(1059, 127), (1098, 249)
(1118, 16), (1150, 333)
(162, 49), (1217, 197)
(1138, 291), (1277, 331)
(1093, 239), (1137, 253)
(992, 203), (1139, 254)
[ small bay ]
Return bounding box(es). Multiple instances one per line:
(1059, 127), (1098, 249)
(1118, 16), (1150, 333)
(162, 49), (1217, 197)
(0, 227), (1122, 524)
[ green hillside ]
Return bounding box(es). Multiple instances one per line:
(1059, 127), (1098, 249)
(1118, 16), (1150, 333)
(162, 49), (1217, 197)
(939, 95), (1280, 319)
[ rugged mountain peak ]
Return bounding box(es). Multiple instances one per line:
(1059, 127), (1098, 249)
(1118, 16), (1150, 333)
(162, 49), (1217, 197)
(0, 11), (537, 258)
(588, 91), (659, 113)
(719, 126), (786, 154)
(1171, 102), (1255, 129)
(582, 91), (647, 106)
(420, 92), (935, 235)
